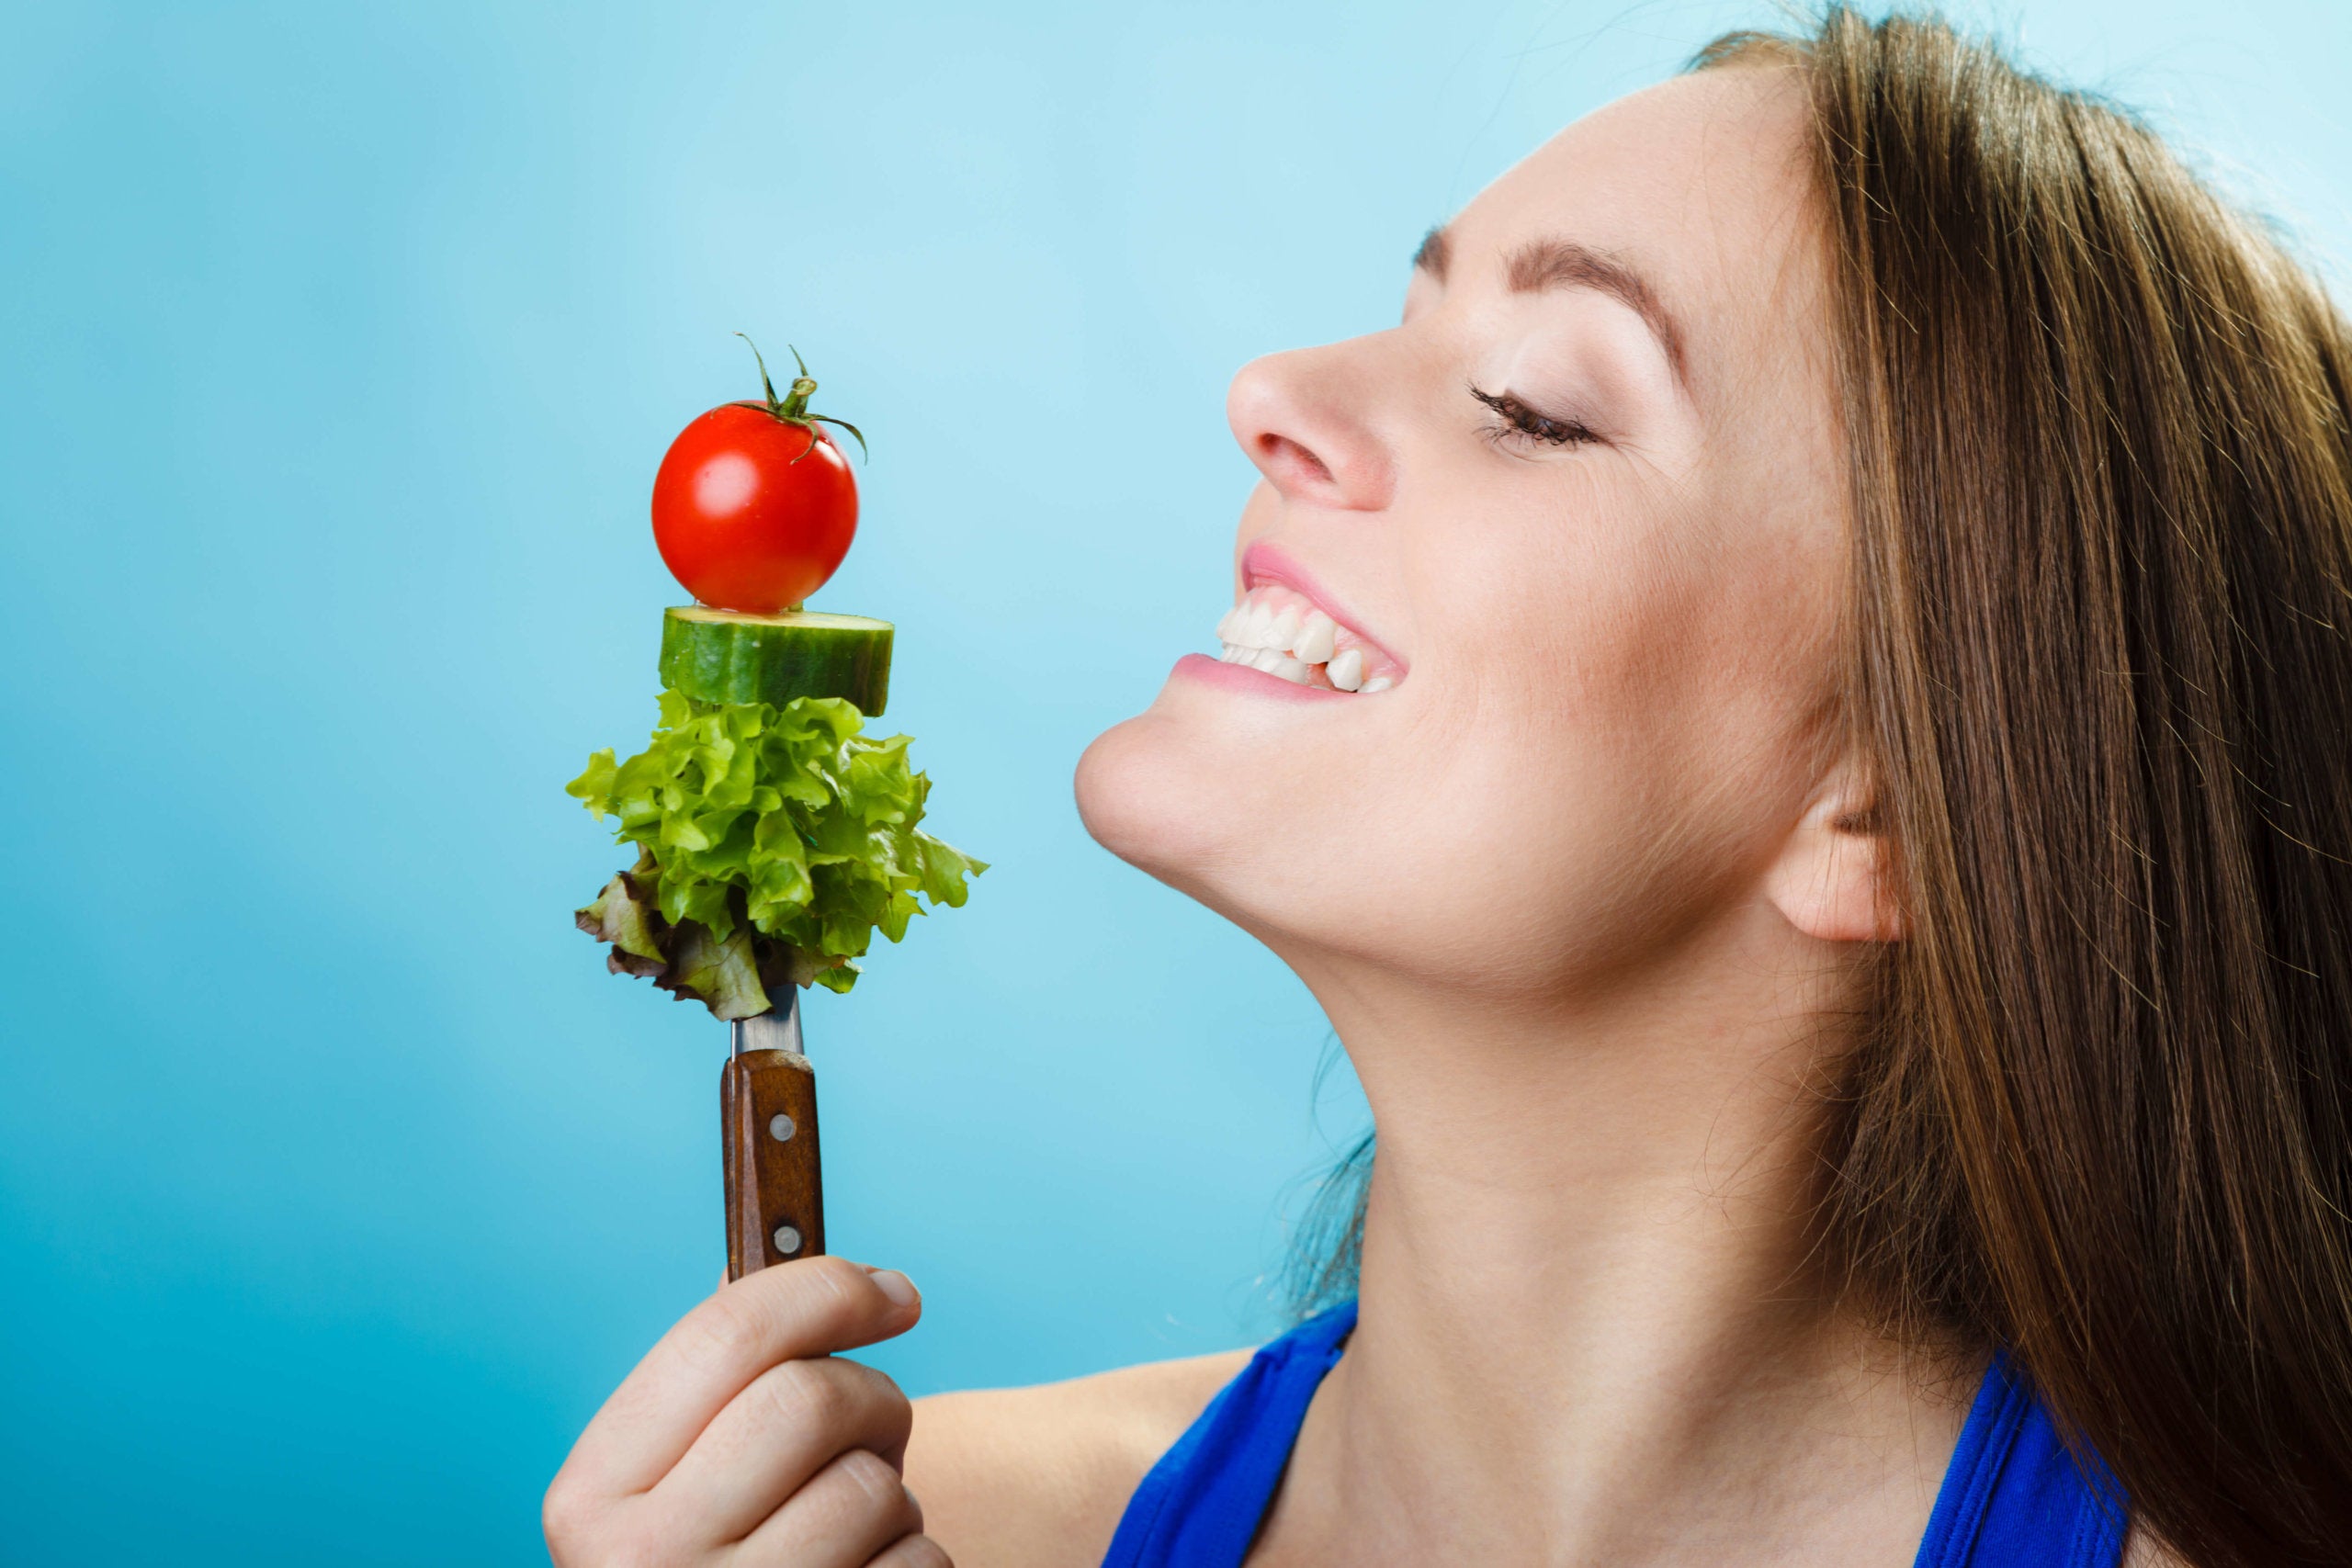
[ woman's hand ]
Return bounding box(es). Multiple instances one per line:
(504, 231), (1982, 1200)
(545, 1256), (947, 1567)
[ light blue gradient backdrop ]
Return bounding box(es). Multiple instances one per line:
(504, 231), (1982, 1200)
(3, 2), (2346, 1562)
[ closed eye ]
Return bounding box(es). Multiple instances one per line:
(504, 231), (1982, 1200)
(1469, 383), (1600, 449)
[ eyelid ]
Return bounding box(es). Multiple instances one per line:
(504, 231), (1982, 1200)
(1467, 382), (1600, 448)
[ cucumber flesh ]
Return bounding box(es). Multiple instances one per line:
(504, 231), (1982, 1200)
(660, 606), (894, 715)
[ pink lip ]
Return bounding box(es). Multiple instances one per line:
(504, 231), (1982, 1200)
(1238, 540), (1406, 671)
(1170, 650), (1346, 701)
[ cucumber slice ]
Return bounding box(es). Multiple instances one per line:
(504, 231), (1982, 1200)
(660, 606), (894, 715)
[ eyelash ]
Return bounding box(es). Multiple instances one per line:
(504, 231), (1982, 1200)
(1468, 383), (1600, 449)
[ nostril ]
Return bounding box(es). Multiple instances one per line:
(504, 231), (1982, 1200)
(1259, 433), (1336, 488)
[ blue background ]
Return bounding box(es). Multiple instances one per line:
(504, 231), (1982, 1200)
(4, 1), (2346, 1561)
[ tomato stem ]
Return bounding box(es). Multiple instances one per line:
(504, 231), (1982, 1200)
(778, 344), (816, 419)
(733, 333), (867, 462)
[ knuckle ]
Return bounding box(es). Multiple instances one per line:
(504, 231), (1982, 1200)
(540, 1475), (595, 1558)
(705, 1285), (766, 1340)
(836, 1358), (912, 1422)
(679, 1291), (767, 1371)
(842, 1355), (909, 1403)
(835, 1445), (902, 1506)
(837, 1363), (908, 1410)
(762, 1357), (852, 1431)
(792, 1255), (876, 1327)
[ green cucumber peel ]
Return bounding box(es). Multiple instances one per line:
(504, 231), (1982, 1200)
(569, 690), (984, 1019)
(660, 606), (893, 714)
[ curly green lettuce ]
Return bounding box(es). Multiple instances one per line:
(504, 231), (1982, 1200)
(568, 691), (984, 1018)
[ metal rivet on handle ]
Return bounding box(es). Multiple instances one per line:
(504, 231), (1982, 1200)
(773, 1224), (802, 1256)
(768, 1113), (796, 1143)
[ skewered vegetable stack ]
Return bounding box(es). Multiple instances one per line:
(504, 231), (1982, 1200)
(567, 342), (983, 1020)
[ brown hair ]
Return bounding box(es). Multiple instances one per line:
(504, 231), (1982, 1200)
(1295, 9), (2352, 1563)
(1719, 11), (2352, 1562)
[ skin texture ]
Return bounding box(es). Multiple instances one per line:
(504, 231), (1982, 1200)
(546, 65), (2178, 1568)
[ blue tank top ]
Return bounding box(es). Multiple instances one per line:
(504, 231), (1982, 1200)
(1101, 1302), (2128, 1567)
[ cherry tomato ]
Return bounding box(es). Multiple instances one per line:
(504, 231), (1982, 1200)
(650, 341), (865, 615)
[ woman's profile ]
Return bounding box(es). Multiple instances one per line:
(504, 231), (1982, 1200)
(543, 8), (2352, 1565)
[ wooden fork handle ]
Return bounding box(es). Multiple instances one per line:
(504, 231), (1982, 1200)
(721, 1048), (825, 1280)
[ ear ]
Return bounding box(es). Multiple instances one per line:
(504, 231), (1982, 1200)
(1762, 763), (1906, 944)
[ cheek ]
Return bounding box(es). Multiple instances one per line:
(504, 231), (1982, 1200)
(1374, 513), (1838, 977)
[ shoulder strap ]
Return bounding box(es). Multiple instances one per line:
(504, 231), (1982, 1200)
(1100, 1303), (1358, 1568)
(1915, 1351), (2129, 1568)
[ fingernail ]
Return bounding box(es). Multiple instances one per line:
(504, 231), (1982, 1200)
(870, 1269), (918, 1308)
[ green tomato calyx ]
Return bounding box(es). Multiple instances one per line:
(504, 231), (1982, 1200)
(734, 332), (868, 462)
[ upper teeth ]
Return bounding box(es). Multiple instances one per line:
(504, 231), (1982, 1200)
(1292, 615), (1336, 664)
(1213, 586), (1391, 693)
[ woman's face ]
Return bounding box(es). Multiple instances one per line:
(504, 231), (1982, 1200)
(1076, 67), (1847, 1005)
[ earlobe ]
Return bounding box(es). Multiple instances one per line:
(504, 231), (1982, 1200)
(1763, 786), (1907, 944)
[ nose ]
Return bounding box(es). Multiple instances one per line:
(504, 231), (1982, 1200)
(1226, 344), (1395, 513)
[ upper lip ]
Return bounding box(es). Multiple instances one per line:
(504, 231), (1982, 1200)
(1238, 540), (1406, 671)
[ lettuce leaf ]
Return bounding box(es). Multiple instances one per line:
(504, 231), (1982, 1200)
(568, 693), (985, 1016)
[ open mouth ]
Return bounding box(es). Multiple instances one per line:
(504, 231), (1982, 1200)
(1211, 580), (1405, 694)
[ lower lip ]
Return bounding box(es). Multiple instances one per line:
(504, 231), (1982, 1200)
(1169, 651), (1348, 702)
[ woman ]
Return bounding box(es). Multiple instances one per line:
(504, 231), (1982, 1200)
(543, 10), (2352, 1565)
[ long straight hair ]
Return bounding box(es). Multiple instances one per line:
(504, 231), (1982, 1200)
(1299, 11), (2352, 1563)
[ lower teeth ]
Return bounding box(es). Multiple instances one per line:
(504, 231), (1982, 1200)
(1216, 640), (1388, 692)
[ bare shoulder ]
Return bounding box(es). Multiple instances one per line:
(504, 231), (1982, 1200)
(905, 1347), (1254, 1568)
(2123, 1527), (2192, 1568)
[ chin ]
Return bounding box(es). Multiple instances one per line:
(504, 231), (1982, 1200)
(1074, 706), (1228, 900)
(1075, 673), (1430, 970)
(1074, 655), (1357, 918)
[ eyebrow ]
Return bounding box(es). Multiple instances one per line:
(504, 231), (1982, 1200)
(1413, 224), (1690, 389)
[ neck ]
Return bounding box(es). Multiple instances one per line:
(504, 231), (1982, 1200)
(1258, 905), (1971, 1566)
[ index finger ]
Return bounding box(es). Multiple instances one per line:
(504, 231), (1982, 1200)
(559, 1256), (922, 1498)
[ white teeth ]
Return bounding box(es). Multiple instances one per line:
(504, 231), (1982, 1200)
(1241, 648), (1314, 684)
(1290, 611), (1337, 664)
(1208, 590), (1395, 692)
